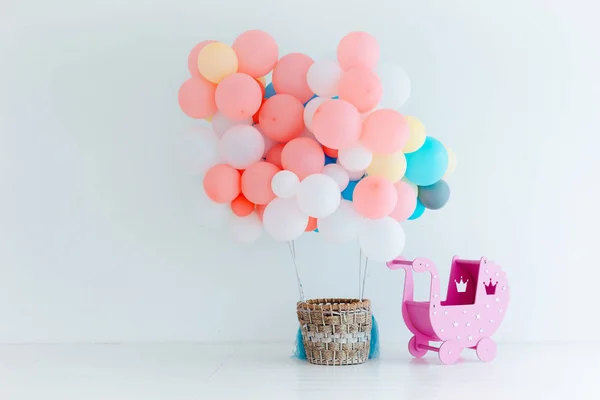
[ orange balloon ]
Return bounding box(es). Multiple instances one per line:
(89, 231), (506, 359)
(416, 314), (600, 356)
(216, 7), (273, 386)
(258, 94), (305, 142)
(353, 176), (398, 219)
(338, 67), (382, 113)
(266, 143), (285, 168)
(281, 138), (325, 180)
(178, 77), (217, 119)
(323, 146), (338, 158)
(231, 194), (255, 217)
(241, 161), (281, 205)
(305, 217), (317, 231)
(272, 53), (315, 103)
(203, 164), (241, 203)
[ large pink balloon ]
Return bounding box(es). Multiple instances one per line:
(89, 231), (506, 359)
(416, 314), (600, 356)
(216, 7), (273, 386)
(337, 31), (380, 71)
(241, 161), (281, 205)
(338, 67), (382, 113)
(353, 176), (398, 219)
(188, 40), (216, 77)
(203, 164), (241, 203)
(178, 77), (217, 119)
(215, 73), (262, 121)
(361, 109), (409, 154)
(232, 30), (279, 78)
(281, 138), (325, 180)
(389, 181), (417, 222)
(311, 99), (362, 150)
(272, 53), (315, 103)
(258, 94), (305, 142)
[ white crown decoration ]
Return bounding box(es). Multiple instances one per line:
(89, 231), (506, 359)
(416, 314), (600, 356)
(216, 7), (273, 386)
(455, 276), (469, 293)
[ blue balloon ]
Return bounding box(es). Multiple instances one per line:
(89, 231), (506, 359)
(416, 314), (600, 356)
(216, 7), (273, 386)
(314, 228), (319, 232)
(404, 137), (448, 186)
(332, 96), (339, 100)
(304, 94), (318, 106)
(324, 155), (337, 165)
(265, 82), (276, 98)
(408, 199), (426, 220)
(342, 179), (360, 201)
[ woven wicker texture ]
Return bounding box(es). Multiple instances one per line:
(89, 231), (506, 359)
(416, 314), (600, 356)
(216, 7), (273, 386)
(296, 298), (372, 366)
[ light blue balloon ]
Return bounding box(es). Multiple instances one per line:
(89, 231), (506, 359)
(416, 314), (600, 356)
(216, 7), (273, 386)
(408, 199), (425, 220)
(265, 82), (276, 98)
(404, 137), (448, 186)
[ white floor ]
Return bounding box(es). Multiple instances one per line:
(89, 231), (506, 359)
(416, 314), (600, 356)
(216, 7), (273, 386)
(0, 343), (597, 399)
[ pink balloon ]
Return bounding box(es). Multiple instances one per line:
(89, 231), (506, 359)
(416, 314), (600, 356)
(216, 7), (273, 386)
(178, 77), (217, 119)
(353, 176), (398, 219)
(338, 67), (382, 113)
(188, 40), (216, 77)
(361, 109), (409, 154)
(203, 164), (241, 203)
(311, 99), (362, 150)
(232, 30), (279, 78)
(215, 73), (262, 121)
(281, 138), (325, 180)
(258, 94), (305, 142)
(241, 161), (281, 205)
(337, 31), (380, 71)
(272, 53), (315, 103)
(265, 143), (285, 168)
(389, 181), (417, 222)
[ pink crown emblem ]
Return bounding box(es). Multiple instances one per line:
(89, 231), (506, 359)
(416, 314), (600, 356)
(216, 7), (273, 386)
(454, 276), (468, 293)
(484, 278), (498, 295)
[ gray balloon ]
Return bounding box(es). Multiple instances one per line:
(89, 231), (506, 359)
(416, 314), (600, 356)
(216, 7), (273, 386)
(418, 180), (450, 210)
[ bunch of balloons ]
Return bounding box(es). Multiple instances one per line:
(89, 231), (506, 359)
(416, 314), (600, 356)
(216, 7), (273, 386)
(179, 30), (457, 262)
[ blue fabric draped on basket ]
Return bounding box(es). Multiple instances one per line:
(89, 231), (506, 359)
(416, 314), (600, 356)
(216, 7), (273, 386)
(293, 315), (380, 360)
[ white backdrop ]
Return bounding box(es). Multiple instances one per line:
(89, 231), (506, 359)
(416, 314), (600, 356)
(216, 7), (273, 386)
(1, 0), (599, 344)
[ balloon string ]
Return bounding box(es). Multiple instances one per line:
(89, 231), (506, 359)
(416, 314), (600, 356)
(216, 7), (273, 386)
(360, 256), (369, 301)
(288, 241), (305, 302)
(358, 248), (363, 298)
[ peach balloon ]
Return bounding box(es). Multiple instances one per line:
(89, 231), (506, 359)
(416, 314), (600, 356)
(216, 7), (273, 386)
(241, 161), (281, 205)
(231, 194), (255, 217)
(197, 42), (238, 84)
(203, 164), (241, 203)
(361, 109), (409, 154)
(232, 30), (279, 78)
(266, 143), (285, 168)
(305, 217), (317, 232)
(323, 146), (338, 158)
(281, 137), (325, 180)
(311, 99), (362, 149)
(215, 73), (262, 121)
(353, 176), (398, 219)
(258, 94), (304, 142)
(188, 40), (215, 77)
(337, 31), (380, 71)
(272, 53), (315, 103)
(178, 78), (217, 119)
(338, 67), (382, 113)
(389, 181), (417, 222)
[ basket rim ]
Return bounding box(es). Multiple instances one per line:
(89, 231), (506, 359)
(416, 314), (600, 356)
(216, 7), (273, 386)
(297, 298), (371, 311)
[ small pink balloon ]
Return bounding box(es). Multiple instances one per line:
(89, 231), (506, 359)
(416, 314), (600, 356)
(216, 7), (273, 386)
(203, 164), (241, 203)
(258, 94), (305, 142)
(353, 176), (398, 219)
(390, 181), (417, 222)
(338, 67), (382, 113)
(361, 109), (409, 154)
(311, 99), (362, 150)
(188, 40), (216, 77)
(265, 143), (285, 168)
(272, 53), (315, 103)
(215, 73), (262, 121)
(281, 138), (325, 180)
(337, 31), (380, 71)
(232, 30), (279, 78)
(178, 77), (217, 119)
(241, 161), (281, 205)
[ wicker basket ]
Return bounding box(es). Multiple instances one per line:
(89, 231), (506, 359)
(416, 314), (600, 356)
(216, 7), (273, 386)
(296, 298), (372, 366)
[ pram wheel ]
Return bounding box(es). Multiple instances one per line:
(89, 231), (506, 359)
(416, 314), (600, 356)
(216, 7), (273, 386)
(408, 336), (427, 358)
(438, 340), (462, 364)
(475, 337), (497, 362)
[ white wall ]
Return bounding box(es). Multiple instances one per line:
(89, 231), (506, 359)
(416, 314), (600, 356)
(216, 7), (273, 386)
(1, 0), (599, 344)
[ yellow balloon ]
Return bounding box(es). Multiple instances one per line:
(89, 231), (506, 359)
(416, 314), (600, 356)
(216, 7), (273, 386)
(197, 42), (238, 84)
(401, 177), (419, 196)
(366, 152), (407, 182)
(257, 76), (267, 86)
(443, 147), (457, 178)
(204, 115), (213, 123)
(403, 116), (426, 153)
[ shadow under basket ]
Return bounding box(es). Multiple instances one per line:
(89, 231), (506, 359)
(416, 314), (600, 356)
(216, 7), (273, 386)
(296, 298), (372, 366)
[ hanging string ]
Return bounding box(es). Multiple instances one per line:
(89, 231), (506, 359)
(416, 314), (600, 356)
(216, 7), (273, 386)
(358, 248), (363, 299)
(288, 240), (305, 302)
(360, 256), (370, 301)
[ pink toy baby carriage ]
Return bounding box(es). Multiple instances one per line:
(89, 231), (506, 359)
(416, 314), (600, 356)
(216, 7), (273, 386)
(387, 256), (509, 364)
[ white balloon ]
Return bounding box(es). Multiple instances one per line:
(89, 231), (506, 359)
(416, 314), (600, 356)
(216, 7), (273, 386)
(347, 169), (366, 180)
(317, 200), (364, 243)
(219, 125), (264, 169)
(303, 97), (327, 132)
(271, 170), (300, 198)
(296, 174), (341, 218)
(359, 217), (406, 262)
(228, 212), (262, 244)
(338, 145), (373, 172)
(323, 164), (349, 191)
(306, 60), (343, 98)
(376, 63), (411, 109)
(255, 124), (277, 158)
(212, 111), (252, 137)
(263, 198), (309, 241)
(177, 125), (220, 176)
